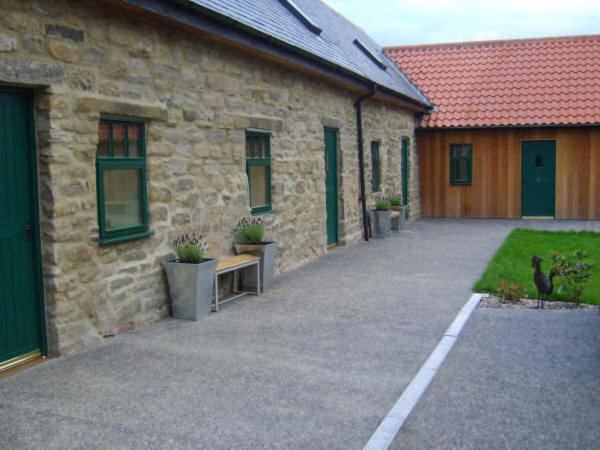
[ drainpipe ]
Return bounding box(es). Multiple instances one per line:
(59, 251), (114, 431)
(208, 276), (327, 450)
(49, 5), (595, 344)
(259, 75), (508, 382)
(354, 85), (377, 241)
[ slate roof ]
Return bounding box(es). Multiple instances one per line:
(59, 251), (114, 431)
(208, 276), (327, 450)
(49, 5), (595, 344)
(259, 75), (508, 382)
(182, 0), (430, 106)
(385, 35), (600, 128)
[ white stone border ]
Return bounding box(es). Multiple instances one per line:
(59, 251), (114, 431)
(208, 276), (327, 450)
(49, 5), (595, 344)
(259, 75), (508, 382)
(364, 293), (484, 450)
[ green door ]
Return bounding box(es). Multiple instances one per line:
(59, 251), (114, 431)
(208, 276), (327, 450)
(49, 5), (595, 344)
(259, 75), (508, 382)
(521, 140), (556, 217)
(401, 138), (409, 207)
(324, 129), (338, 246)
(0, 90), (44, 367)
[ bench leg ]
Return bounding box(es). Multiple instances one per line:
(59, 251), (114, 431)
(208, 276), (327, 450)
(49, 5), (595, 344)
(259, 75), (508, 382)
(257, 260), (261, 295)
(214, 272), (219, 312)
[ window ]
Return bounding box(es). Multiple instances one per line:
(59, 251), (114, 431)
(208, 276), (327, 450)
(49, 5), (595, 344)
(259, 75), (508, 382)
(353, 38), (388, 70)
(371, 141), (381, 192)
(246, 130), (272, 215)
(535, 154), (543, 167)
(280, 0), (322, 35)
(96, 118), (149, 245)
(449, 144), (472, 185)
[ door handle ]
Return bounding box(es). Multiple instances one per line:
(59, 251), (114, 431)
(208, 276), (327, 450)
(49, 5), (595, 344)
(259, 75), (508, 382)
(24, 222), (33, 241)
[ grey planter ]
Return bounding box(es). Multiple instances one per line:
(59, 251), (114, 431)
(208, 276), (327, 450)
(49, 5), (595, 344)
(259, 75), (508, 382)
(371, 210), (391, 239)
(234, 241), (278, 290)
(391, 205), (407, 231)
(164, 258), (217, 320)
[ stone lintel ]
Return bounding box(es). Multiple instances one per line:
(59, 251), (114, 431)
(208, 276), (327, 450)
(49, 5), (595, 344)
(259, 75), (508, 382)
(321, 117), (343, 129)
(232, 114), (283, 132)
(0, 58), (64, 86)
(75, 94), (168, 121)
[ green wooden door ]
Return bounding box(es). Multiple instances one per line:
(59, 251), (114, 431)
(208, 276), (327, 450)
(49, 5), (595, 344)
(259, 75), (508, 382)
(324, 129), (338, 246)
(521, 140), (556, 217)
(401, 138), (409, 207)
(0, 90), (43, 366)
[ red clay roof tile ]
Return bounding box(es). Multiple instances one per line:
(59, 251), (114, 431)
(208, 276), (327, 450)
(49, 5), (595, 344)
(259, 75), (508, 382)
(384, 35), (600, 128)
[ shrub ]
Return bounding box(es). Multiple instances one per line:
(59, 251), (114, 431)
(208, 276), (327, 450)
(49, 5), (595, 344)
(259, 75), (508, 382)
(174, 233), (207, 264)
(497, 279), (526, 302)
(555, 250), (594, 307)
(375, 199), (390, 211)
(550, 251), (569, 277)
(390, 195), (403, 207)
(235, 216), (265, 243)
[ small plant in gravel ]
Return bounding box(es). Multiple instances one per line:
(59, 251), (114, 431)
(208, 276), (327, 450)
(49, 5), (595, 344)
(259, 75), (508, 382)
(390, 195), (403, 207)
(496, 279), (526, 302)
(173, 233), (207, 264)
(235, 216), (265, 243)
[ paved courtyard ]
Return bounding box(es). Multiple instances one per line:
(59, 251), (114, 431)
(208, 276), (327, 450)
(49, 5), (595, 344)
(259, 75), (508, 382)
(392, 309), (600, 450)
(1, 219), (598, 448)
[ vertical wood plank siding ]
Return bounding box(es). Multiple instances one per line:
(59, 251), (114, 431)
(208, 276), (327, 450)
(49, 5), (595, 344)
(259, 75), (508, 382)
(418, 127), (600, 219)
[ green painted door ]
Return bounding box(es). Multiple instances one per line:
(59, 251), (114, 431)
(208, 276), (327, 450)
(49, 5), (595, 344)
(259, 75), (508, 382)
(521, 140), (556, 217)
(401, 138), (409, 206)
(324, 129), (338, 245)
(0, 90), (43, 365)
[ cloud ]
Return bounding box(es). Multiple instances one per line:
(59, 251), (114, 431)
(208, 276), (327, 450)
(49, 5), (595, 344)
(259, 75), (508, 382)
(323, 0), (600, 45)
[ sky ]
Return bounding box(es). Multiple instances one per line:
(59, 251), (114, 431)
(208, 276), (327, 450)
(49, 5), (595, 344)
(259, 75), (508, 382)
(324, 0), (600, 46)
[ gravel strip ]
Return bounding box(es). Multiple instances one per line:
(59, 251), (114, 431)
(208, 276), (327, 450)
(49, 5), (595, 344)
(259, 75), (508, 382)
(478, 295), (598, 310)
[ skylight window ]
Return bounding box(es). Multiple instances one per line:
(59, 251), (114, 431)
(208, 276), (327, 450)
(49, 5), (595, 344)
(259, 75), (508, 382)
(280, 0), (322, 35)
(353, 38), (388, 70)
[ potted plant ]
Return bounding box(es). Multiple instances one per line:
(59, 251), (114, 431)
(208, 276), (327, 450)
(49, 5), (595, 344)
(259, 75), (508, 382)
(371, 197), (392, 239)
(164, 233), (217, 320)
(233, 217), (278, 290)
(390, 194), (407, 228)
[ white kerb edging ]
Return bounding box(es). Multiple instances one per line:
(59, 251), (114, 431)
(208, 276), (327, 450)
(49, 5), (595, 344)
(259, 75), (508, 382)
(363, 293), (484, 450)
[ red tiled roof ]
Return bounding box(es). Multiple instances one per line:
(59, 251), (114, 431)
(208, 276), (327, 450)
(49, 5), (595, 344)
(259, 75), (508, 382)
(384, 35), (600, 128)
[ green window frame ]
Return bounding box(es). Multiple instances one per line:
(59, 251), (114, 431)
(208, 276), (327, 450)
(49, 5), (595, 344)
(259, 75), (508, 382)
(450, 143), (473, 185)
(371, 141), (381, 192)
(246, 130), (272, 215)
(96, 117), (150, 245)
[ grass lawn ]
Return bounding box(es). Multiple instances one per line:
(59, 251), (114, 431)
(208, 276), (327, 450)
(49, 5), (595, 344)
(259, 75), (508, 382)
(474, 228), (600, 304)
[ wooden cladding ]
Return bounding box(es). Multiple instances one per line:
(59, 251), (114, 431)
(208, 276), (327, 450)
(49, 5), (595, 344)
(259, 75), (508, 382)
(418, 127), (600, 219)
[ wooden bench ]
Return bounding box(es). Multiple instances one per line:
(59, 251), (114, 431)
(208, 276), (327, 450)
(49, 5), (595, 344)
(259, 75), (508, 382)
(213, 254), (261, 312)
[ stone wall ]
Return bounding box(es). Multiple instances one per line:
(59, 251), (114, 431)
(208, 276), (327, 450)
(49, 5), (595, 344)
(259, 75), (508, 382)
(0, 0), (420, 355)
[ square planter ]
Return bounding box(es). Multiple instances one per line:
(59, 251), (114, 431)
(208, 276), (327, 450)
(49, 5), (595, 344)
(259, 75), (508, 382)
(164, 258), (217, 320)
(370, 210), (391, 239)
(234, 241), (278, 290)
(391, 205), (407, 231)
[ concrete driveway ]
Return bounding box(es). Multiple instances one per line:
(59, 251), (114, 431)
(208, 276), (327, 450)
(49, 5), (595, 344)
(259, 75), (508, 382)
(1, 219), (598, 449)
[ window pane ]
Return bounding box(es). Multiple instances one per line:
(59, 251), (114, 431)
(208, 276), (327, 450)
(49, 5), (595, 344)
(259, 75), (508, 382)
(453, 158), (469, 181)
(249, 165), (268, 207)
(535, 155), (543, 167)
(246, 136), (253, 158)
(103, 169), (142, 229)
(98, 122), (110, 157)
(127, 124), (140, 157)
(246, 135), (269, 159)
(112, 123), (126, 157)
(452, 145), (471, 158)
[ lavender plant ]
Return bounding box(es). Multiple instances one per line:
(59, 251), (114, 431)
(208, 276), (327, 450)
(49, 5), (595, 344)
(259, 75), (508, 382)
(173, 233), (207, 264)
(235, 216), (264, 243)
(390, 194), (403, 207)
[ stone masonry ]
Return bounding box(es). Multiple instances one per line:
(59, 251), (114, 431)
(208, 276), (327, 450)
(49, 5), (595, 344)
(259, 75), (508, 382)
(0, 0), (421, 355)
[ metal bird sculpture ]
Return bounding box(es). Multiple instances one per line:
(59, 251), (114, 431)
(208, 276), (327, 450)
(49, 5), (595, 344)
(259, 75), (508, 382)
(531, 256), (555, 309)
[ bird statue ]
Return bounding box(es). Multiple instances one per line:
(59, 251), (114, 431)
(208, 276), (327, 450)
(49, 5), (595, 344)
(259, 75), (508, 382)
(531, 256), (555, 309)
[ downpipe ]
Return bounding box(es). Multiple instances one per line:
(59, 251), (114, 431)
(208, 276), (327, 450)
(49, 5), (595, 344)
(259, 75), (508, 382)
(354, 85), (377, 241)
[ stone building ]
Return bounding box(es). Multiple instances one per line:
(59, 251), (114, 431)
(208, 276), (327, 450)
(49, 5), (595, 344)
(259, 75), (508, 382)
(0, 0), (430, 366)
